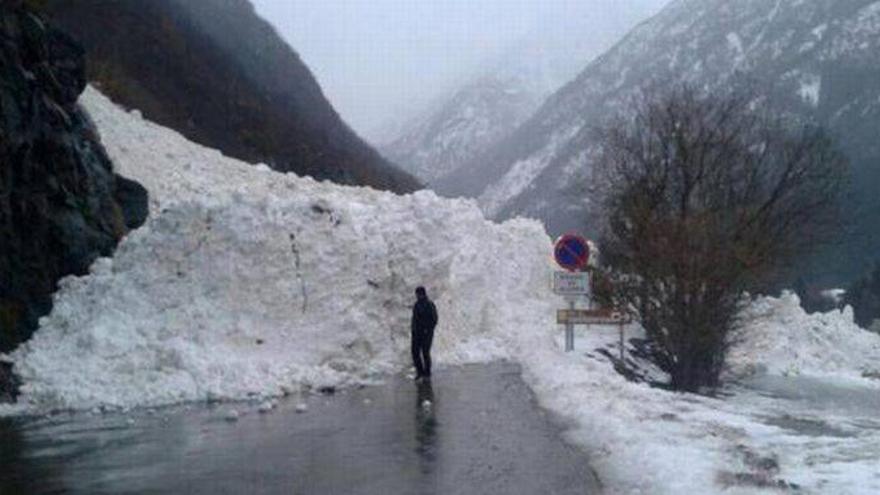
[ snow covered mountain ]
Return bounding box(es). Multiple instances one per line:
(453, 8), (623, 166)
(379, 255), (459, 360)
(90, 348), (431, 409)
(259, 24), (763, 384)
(379, 69), (543, 184)
(380, 2), (662, 184)
(437, 0), (880, 282)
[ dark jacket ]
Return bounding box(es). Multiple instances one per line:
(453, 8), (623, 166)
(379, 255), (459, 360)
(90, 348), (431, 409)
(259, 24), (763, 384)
(411, 297), (438, 333)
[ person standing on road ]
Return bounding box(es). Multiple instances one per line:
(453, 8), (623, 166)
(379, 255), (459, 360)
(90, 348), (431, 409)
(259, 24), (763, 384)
(411, 286), (438, 381)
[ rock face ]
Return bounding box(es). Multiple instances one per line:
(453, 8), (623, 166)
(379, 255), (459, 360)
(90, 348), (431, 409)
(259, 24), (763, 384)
(439, 0), (880, 283)
(42, 0), (421, 194)
(0, 0), (148, 385)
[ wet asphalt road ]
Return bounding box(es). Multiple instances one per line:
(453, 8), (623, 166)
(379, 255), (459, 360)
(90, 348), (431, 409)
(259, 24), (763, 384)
(0, 363), (600, 495)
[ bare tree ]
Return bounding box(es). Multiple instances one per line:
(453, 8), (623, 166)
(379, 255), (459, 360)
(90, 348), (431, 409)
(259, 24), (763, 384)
(594, 86), (847, 392)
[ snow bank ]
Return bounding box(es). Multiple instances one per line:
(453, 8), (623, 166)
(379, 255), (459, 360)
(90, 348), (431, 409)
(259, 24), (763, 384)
(727, 292), (880, 383)
(7, 88), (552, 411)
(512, 295), (880, 495)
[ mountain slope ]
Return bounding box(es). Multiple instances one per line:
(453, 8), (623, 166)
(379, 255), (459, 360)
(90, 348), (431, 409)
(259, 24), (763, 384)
(42, 0), (420, 193)
(381, 2), (661, 185)
(438, 0), (880, 283)
(380, 70), (543, 184)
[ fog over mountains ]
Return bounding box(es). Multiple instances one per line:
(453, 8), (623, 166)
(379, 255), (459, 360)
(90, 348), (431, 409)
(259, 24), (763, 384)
(378, 2), (663, 184)
(430, 0), (880, 284)
(253, 0), (669, 141)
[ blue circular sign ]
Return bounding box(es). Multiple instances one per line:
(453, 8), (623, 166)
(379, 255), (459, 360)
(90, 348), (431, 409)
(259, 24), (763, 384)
(554, 234), (590, 272)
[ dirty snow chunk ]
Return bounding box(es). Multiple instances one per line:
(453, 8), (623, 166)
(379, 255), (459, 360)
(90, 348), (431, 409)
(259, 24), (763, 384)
(295, 403), (308, 414)
(726, 32), (744, 61)
(726, 292), (880, 382)
(798, 74), (822, 106)
(821, 288), (846, 305)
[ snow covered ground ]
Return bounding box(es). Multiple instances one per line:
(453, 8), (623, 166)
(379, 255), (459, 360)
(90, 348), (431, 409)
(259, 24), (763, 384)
(534, 294), (880, 495)
(3, 88), (880, 494)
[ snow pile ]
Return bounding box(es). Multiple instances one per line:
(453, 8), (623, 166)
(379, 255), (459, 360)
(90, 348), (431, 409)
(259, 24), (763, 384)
(7, 88), (553, 411)
(509, 328), (737, 495)
(727, 292), (880, 382)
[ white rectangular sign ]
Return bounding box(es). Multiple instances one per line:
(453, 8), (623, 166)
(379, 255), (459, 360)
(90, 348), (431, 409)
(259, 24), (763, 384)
(552, 271), (590, 295)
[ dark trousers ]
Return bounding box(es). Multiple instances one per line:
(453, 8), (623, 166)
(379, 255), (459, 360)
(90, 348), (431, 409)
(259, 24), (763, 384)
(411, 329), (434, 377)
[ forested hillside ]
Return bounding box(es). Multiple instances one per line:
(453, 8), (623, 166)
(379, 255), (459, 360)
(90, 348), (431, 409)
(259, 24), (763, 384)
(42, 0), (420, 193)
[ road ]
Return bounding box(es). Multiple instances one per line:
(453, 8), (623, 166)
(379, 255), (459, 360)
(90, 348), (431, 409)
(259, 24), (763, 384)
(0, 363), (600, 494)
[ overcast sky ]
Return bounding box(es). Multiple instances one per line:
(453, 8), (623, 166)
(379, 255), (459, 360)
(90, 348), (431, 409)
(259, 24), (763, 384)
(252, 0), (669, 141)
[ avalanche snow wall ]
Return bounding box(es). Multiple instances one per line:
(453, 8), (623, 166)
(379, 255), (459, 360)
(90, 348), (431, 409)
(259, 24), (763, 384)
(7, 89), (555, 412)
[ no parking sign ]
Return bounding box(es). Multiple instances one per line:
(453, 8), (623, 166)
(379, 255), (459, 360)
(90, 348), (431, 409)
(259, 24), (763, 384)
(553, 234), (590, 272)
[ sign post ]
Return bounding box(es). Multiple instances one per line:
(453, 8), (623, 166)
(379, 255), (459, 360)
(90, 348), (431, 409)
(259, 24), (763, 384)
(552, 234), (632, 355)
(553, 234), (591, 352)
(556, 308), (633, 357)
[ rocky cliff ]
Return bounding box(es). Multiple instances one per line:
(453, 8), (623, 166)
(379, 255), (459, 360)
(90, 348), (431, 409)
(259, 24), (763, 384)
(0, 0), (148, 399)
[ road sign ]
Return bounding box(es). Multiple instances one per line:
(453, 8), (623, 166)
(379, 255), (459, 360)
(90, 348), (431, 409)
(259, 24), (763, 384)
(552, 271), (590, 295)
(557, 308), (632, 325)
(554, 234), (590, 272)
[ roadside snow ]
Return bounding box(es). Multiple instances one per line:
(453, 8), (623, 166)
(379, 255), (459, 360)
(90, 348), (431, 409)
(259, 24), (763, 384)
(728, 292), (880, 383)
(532, 298), (880, 495)
(4, 88), (880, 494)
